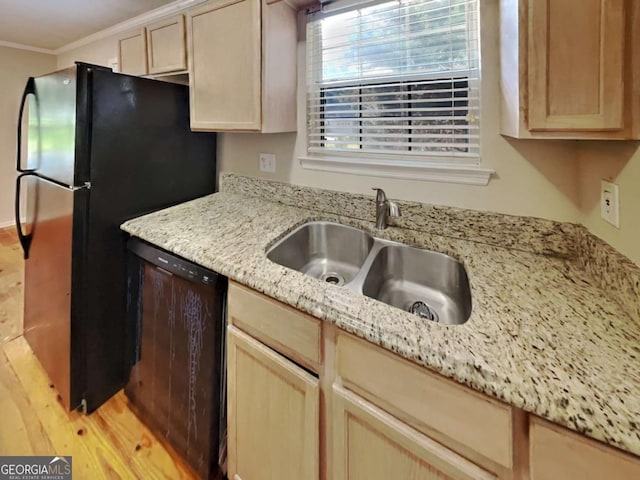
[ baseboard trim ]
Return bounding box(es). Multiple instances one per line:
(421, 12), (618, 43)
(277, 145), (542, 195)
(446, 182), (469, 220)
(0, 220), (18, 230)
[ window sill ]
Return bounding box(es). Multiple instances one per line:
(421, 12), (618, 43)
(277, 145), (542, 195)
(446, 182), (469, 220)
(299, 156), (494, 186)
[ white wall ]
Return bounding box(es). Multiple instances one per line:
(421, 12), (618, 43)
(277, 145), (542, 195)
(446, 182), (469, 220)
(578, 143), (640, 265)
(0, 46), (56, 227)
(56, 32), (120, 69)
(218, 1), (583, 224)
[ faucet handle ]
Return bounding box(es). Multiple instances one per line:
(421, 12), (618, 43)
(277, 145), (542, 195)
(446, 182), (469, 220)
(387, 200), (401, 218)
(372, 187), (386, 203)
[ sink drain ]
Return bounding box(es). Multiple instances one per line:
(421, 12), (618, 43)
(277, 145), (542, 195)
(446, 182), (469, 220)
(320, 272), (345, 286)
(409, 301), (439, 323)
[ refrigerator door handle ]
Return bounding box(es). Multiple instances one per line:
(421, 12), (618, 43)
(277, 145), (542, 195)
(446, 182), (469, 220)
(15, 172), (34, 259)
(33, 174), (90, 192)
(17, 77), (36, 173)
(15, 173), (88, 260)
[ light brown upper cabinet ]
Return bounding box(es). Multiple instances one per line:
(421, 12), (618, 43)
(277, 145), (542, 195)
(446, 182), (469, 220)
(118, 30), (148, 76)
(186, 0), (297, 132)
(500, 0), (640, 139)
(145, 15), (187, 74)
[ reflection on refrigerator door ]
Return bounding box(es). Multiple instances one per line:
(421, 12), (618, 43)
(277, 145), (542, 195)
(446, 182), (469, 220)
(23, 175), (78, 410)
(30, 70), (78, 185)
(15, 173), (38, 252)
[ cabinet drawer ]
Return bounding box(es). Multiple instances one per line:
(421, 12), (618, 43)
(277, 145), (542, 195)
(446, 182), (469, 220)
(336, 332), (513, 468)
(333, 385), (496, 480)
(228, 282), (321, 372)
(530, 417), (640, 480)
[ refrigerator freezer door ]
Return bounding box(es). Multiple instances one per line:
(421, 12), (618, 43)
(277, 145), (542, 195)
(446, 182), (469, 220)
(27, 67), (78, 186)
(23, 175), (88, 411)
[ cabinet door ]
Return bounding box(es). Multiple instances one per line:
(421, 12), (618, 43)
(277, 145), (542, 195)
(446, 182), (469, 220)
(146, 15), (186, 74)
(530, 417), (640, 480)
(118, 30), (148, 76)
(333, 385), (496, 480)
(227, 325), (319, 480)
(528, 0), (625, 131)
(187, 0), (261, 131)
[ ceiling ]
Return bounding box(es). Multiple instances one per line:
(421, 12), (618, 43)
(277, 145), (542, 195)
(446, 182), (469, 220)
(0, 0), (177, 50)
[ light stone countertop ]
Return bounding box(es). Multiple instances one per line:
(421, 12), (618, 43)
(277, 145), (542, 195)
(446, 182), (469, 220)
(121, 192), (640, 457)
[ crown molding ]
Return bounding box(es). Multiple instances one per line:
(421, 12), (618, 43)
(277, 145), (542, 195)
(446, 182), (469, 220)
(0, 0), (207, 56)
(0, 40), (55, 55)
(55, 0), (207, 54)
(0, 0), (202, 56)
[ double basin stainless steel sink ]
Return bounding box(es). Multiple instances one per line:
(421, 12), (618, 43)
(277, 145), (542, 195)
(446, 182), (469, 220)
(266, 221), (472, 325)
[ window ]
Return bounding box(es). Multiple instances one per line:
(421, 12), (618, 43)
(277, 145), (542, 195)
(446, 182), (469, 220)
(304, 0), (492, 184)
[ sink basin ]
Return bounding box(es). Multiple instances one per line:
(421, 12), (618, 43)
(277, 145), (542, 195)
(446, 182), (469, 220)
(267, 221), (374, 285)
(361, 246), (472, 325)
(267, 221), (472, 325)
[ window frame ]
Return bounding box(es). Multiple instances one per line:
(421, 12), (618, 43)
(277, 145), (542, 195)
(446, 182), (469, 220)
(301, 0), (493, 185)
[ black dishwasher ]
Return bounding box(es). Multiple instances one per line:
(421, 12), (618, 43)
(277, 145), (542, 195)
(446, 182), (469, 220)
(125, 237), (227, 479)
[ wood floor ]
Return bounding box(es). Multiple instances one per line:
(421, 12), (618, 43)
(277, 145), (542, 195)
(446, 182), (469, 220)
(0, 227), (23, 344)
(0, 227), (197, 479)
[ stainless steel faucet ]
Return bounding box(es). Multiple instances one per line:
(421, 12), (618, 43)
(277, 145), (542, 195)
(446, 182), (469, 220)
(372, 188), (401, 229)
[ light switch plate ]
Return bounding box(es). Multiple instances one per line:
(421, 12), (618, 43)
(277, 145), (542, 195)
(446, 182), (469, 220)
(259, 153), (276, 173)
(600, 180), (620, 228)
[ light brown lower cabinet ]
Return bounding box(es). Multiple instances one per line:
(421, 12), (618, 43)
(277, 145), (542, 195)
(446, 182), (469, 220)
(335, 332), (514, 470)
(226, 325), (319, 480)
(530, 417), (640, 480)
(332, 385), (496, 480)
(226, 281), (640, 480)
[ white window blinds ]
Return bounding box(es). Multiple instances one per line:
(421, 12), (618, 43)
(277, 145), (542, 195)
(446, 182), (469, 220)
(306, 0), (480, 163)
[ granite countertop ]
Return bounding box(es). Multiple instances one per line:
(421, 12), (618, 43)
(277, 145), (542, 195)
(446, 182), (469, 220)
(121, 192), (640, 457)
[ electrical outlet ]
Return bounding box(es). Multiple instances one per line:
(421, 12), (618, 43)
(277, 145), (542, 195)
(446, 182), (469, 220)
(259, 153), (276, 173)
(600, 180), (620, 228)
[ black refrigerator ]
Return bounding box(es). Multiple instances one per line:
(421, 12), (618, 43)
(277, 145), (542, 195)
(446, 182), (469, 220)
(14, 62), (217, 413)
